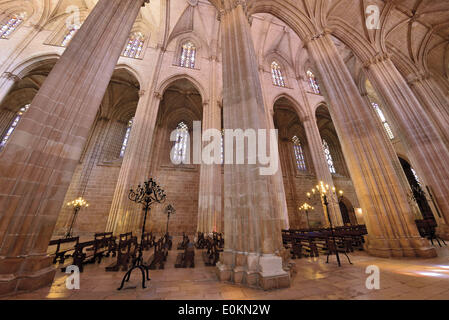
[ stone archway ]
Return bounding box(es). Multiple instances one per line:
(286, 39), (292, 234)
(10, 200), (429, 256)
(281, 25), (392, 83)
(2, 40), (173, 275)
(147, 77), (204, 235)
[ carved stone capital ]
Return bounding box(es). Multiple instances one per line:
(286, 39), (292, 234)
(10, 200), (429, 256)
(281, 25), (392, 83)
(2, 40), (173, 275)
(302, 115), (314, 123)
(153, 91), (163, 100)
(208, 55), (218, 62)
(406, 71), (430, 85)
(362, 52), (392, 69)
(219, 0), (250, 23)
(2, 72), (21, 82)
(32, 24), (44, 32)
(306, 28), (333, 44)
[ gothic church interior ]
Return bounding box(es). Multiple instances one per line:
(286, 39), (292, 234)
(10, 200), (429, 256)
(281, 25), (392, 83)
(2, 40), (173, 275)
(0, 0), (449, 300)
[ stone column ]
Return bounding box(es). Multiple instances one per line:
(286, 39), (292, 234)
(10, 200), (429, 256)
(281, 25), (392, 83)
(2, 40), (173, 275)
(359, 93), (413, 194)
(197, 98), (223, 233)
(106, 89), (161, 235)
(0, 0), (148, 296)
(216, 0), (289, 290)
(197, 18), (223, 233)
(258, 70), (289, 231)
(406, 72), (449, 147)
(306, 32), (435, 258)
(364, 55), (449, 240)
(303, 115), (343, 227)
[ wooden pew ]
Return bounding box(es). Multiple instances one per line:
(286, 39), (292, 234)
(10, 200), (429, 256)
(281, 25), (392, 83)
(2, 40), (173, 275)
(105, 232), (137, 272)
(66, 232), (116, 272)
(142, 232), (155, 251)
(175, 239), (195, 268)
(202, 237), (221, 266)
(195, 232), (207, 249)
(48, 237), (79, 264)
(148, 238), (166, 270)
(164, 233), (173, 251)
(177, 233), (189, 250)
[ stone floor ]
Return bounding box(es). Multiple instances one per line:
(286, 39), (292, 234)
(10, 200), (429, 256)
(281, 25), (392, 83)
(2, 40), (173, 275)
(5, 243), (449, 300)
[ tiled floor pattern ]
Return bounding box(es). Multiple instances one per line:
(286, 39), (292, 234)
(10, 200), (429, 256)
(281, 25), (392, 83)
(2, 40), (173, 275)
(5, 243), (449, 300)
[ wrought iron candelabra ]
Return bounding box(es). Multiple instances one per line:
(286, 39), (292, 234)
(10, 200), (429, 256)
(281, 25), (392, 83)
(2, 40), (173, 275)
(118, 178), (166, 290)
(299, 203), (314, 229)
(164, 204), (176, 235)
(65, 197), (89, 238)
(307, 182), (351, 267)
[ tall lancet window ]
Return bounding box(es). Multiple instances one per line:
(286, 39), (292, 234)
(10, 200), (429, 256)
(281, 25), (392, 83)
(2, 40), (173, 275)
(61, 24), (80, 47)
(322, 139), (336, 174)
(0, 104), (30, 150)
(173, 121), (189, 164)
(0, 13), (26, 38)
(307, 70), (321, 94)
(411, 168), (421, 186)
(372, 102), (394, 140)
(220, 129), (224, 165)
(123, 32), (145, 59)
(180, 41), (196, 69)
(271, 61), (286, 87)
(292, 136), (306, 171)
(119, 118), (134, 158)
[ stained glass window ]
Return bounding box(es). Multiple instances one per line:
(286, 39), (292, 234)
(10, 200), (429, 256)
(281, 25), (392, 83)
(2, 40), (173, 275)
(372, 102), (394, 140)
(271, 61), (285, 87)
(0, 104), (30, 150)
(292, 136), (306, 171)
(122, 32), (145, 59)
(61, 24), (80, 47)
(119, 118), (134, 158)
(307, 70), (320, 94)
(173, 122), (189, 164)
(323, 139), (336, 174)
(0, 13), (26, 38)
(180, 41), (196, 69)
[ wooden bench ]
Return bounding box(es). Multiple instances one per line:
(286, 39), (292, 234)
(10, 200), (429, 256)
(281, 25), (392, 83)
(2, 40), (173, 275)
(164, 233), (173, 251)
(48, 237), (79, 264)
(195, 232), (207, 249)
(66, 232), (116, 272)
(202, 237), (221, 266)
(142, 232), (155, 251)
(148, 238), (166, 270)
(105, 232), (137, 272)
(177, 233), (189, 250)
(175, 240), (195, 268)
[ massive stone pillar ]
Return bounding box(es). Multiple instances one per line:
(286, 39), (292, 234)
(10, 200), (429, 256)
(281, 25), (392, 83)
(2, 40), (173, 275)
(364, 55), (449, 240)
(306, 32), (435, 258)
(216, 0), (289, 290)
(106, 90), (161, 235)
(406, 72), (449, 147)
(258, 72), (289, 231)
(303, 115), (343, 227)
(197, 98), (223, 233)
(197, 18), (223, 233)
(0, 0), (148, 296)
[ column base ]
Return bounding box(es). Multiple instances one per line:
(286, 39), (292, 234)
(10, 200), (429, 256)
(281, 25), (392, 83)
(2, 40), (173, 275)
(0, 255), (56, 297)
(364, 236), (437, 258)
(216, 251), (290, 291)
(436, 223), (449, 241)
